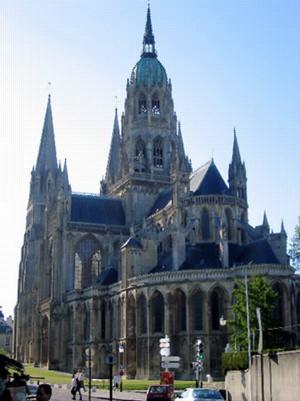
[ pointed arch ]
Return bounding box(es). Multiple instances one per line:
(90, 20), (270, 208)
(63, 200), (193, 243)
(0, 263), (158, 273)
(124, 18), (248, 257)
(150, 290), (164, 334)
(138, 92), (147, 114)
(225, 208), (233, 241)
(272, 282), (285, 325)
(135, 138), (146, 172)
(201, 208), (210, 240)
(151, 92), (160, 115)
(74, 235), (102, 289)
(173, 289), (187, 333)
(190, 289), (204, 331)
(209, 286), (227, 330)
(137, 293), (147, 335)
(153, 137), (163, 168)
(127, 295), (136, 337)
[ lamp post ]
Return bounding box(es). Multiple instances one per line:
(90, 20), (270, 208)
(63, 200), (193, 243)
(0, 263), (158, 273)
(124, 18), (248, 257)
(118, 343), (125, 392)
(85, 346), (94, 401)
(245, 263), (253, 401)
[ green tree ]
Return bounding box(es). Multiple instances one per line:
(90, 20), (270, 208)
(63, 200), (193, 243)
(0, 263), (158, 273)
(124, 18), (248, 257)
(229, 275), (278, 351)
(289, 217), (300, 271)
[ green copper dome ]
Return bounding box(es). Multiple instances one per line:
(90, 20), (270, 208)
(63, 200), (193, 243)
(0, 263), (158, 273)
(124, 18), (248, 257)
(130, 57), (168, 88)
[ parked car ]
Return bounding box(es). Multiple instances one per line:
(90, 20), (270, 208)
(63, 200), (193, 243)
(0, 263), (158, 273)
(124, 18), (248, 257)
(26, 384), (38, 400)
(174, 388), (224, 401)
(146, 385), (174, 401)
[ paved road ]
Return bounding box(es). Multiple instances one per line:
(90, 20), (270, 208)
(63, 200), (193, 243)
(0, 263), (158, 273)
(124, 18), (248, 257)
(51, 388), (145, 401)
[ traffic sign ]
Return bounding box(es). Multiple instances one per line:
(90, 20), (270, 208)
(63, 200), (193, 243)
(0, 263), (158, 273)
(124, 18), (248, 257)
(105, 354), (116, 365)
(161, 356), (180, 362)
(161, 361), (180, 369)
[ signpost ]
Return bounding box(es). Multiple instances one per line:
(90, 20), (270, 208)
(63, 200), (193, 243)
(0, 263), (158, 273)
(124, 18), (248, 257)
(85, 347), (95, 401)
(105, 354), (116, 401)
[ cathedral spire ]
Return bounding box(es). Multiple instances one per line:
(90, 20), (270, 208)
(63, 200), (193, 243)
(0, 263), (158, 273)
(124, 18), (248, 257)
(105, 108), (121, 186)
(63, 158), (70, 190)
(262, 211), (270, 229)
(36, 95), (57, 174)
(142, 3), (157, 58)
(232, 127), (241, 164)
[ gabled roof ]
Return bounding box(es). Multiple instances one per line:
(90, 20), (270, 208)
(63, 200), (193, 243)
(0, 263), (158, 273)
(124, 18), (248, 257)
(190, 160), (228, 196)
(71, 194), (125, 226)
(148, 188), (172, 216)
(121, 236), (143, 249)
(234, 239), (279, 265)
(96, 267), (118, 286)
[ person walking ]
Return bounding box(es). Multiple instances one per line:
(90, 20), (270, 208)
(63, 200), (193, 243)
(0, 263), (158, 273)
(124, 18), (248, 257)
(71, 373), (82, 401)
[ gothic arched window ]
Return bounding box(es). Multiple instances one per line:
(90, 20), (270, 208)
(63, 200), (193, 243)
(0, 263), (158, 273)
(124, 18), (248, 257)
(83, 305), (90, 341)
(272, 283), (284, 325)
(138, 93), (147, 114)
(138, 294), (147, 335)
(210, 288), (224, 330)
(241, 212), (246, 244)
(74, 236), (101, 289)
(152, 93), (160, 115)
(225, 208), (233, 241)
(174, 289), (186, 333)
(101, 301), (106, 340)
(153, 138), (163, 168)
(191, 290), (203, 331)
(151, 291), (164, 333)
(135, 139), (146, 172)
(201, 208), (210, 240)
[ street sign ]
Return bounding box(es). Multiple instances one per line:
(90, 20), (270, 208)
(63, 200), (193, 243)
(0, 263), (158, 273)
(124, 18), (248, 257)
(161, 356), (180, 362)
(105, 354), (116, 365)
(161, 361), (180, 369)
(160, 347), (170, 357)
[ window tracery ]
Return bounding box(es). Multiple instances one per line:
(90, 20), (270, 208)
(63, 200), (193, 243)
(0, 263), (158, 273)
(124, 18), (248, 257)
(74, 236), (101, 289)
(151, 93), (160, 115)
(138, 93), (147, 114)
(153, 138), (163, 168)
(135, 139), (146, 172)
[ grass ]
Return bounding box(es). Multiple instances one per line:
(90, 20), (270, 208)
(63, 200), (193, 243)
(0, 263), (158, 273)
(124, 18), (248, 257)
(24, 365), (200, 390)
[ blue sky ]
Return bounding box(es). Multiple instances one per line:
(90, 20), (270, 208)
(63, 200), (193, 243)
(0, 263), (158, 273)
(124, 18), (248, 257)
(1, 0), (299, 317)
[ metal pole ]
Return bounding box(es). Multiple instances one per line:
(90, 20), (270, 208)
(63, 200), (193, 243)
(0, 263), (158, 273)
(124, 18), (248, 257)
(109, 363), (113, 401)
(245, 267), (253, 401)
(88, 347), (91, 401)
(195, 365), (199, 388)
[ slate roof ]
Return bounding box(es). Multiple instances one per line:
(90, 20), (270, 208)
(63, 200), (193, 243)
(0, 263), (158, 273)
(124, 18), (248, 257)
(190, 160), (228, 196)
(148, 188), (172, 216)
(121, 236), (143, 249)
(150, 239), (279, 273)
(71, 194), (125, 226)
(96, 268), (118, 286)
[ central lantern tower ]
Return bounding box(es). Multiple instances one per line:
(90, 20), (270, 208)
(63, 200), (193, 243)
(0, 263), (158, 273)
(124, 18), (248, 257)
(103, 5), (191, 225)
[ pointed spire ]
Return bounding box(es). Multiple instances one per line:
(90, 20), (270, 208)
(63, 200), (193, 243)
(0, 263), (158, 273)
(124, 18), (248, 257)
(177, 121), (185, 158)
(142, 3), (157, 58)
(105, 108), (121, 185)
(263, 211), (269, 228)
(232, 127), (242, 164)
(36, 95), (57, 174)
(63, 158), (70, 190)
(281, 219), (287, 236)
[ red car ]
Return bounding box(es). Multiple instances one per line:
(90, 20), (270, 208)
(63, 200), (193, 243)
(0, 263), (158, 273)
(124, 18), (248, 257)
(146, 385), (174, 401)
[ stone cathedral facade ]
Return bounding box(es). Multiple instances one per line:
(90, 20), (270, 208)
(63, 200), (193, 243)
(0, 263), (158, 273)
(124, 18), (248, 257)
(15, 7), (300, 379)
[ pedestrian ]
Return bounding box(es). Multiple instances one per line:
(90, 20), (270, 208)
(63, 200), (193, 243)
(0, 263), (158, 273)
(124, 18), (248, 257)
(71, 374), (77, 400)
(75, 369), (85, 392)
(36, 384), (52, 401)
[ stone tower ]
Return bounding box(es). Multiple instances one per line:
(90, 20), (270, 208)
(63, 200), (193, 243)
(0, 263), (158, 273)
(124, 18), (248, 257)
(103, 5), (191, 225)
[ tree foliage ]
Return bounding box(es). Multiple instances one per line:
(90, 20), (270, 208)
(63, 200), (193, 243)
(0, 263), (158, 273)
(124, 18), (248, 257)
(289, 217), (300, 270)
(229, 275), (278, 351)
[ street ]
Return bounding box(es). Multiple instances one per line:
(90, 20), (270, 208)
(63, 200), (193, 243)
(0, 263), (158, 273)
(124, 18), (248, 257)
(51, 387), (145, 401)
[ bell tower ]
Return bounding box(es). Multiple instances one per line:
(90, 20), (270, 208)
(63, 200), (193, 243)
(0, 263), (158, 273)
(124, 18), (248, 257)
(103, 5), (191, 225)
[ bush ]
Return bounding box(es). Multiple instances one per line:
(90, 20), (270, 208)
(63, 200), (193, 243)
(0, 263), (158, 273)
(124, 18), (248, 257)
(221, 352), (249, 375)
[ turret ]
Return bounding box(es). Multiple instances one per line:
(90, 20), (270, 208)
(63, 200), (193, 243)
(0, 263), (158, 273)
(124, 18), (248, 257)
(228, 128), (247, 202)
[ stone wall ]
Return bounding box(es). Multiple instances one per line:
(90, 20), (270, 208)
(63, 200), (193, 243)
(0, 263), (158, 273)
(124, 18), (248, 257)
(225, 350), (300, 401)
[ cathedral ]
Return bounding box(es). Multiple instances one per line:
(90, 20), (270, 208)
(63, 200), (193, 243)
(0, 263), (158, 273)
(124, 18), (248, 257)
(15, 6), (300, 379)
